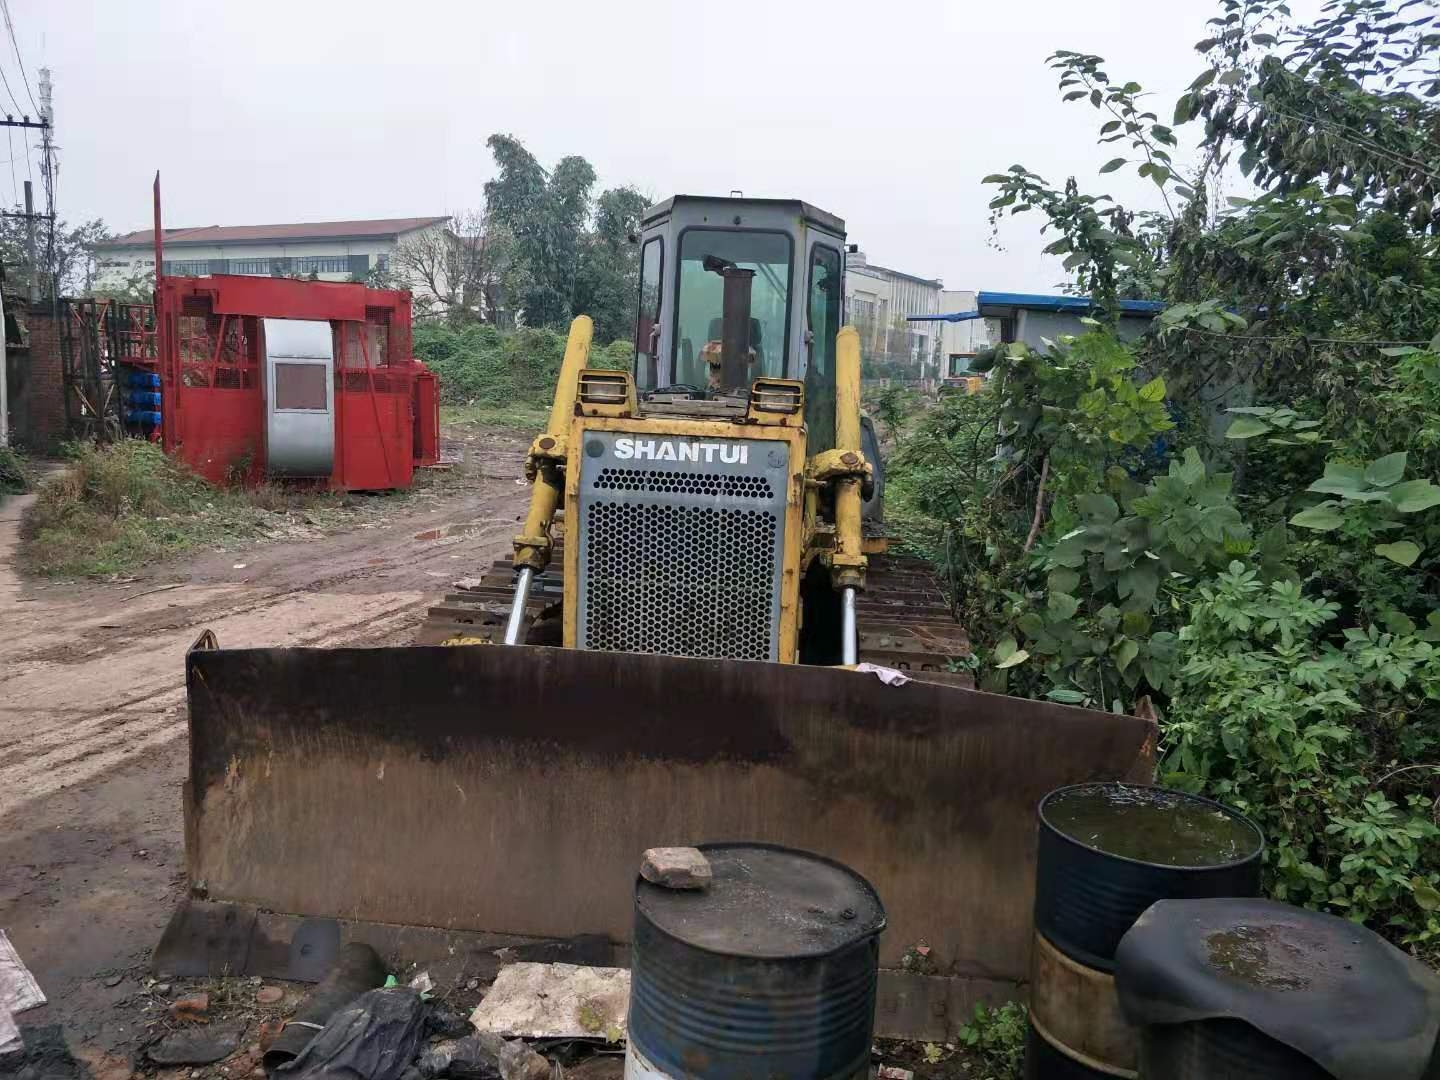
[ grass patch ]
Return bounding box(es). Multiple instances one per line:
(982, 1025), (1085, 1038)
(442, 401), (550, 436)
(19, 440), (417, 579)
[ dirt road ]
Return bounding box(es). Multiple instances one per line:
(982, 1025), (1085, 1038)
(0, 431), (529, 1065)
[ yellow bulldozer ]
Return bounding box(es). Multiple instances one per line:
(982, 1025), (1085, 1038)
(178, 195), (1155, 1037)
(414, 195), (966, 672)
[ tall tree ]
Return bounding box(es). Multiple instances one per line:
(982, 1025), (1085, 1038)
(388, 211), (509, 325)
(0, 213), (112, 297)
(483, 134), (597, 328)
(573, 186), (648, 343)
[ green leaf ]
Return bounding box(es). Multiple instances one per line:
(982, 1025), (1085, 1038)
(1138, 376), (1166, 402)
(981, 174), (1010, 184)
(1375, 541), (1421, 567)
(1365, 452), (1408, 488)
(1380, 346), (1422, 357)
(1225, 415), (1271, 439)
(1100, 120), (1122, 134)
(1189, 69), (1217, 90)
(1413, 879), (1440, 912)
(1390, 479), (1440, 514)
(1078, 493), (1120, 523)
(1099, 157), (1127, 174)
(995, 648), (1031, 670)
(1048, 592), (1081, 622)
(1308, 462), (1366, 497)
(1290, 503), (1345, 531)
(1046, 688), (1087, 704)
(1218, 68), (1245, 85)
(1048, 568), (1081, 594)
(1115, 637), (1139, 673)
(1174, 94), (1194, 125)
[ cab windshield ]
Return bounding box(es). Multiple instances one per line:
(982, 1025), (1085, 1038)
(672, 229), (790, 392)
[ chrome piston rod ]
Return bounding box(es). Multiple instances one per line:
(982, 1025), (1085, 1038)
(503, 567), (534, 646)
(841, 586), (858, 666)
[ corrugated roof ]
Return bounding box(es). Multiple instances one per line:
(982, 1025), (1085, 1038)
(976, 291), (1165, 314)
(100, 216), (450, 249)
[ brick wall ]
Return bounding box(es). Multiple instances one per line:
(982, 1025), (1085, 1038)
(8, 303), (67, 451)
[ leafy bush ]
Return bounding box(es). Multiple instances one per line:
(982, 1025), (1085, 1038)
(956, 1001), (1027, 1080)
(0, 445), (28, 498)
(415, 324), (633, 408)
(1163, 562), (1440, 944)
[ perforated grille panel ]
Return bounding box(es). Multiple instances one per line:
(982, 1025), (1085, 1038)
(593, 468), (773, 500)
(577, 434), (788, 661)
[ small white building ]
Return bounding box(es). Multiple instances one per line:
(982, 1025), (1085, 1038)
(94, 217), (450, 292)
(843, 256), (944, 378)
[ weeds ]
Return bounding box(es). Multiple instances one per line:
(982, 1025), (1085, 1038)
(20, 441), (397, 578)
(956, 1001), (1027, 1080)
(0, 444), (29, 501)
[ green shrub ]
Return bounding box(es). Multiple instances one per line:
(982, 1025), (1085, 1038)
(414, 325), (636, 408)
(0, 445), (27, 498)
(1163, 561), (1440, 945)
(956, 1001), (1027, 1080)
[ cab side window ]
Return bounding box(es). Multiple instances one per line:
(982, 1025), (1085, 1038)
(805, 245), (842, 451)
(634, 238), (663, 389)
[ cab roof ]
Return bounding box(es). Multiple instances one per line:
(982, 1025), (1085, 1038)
(642, 194), (845, 235)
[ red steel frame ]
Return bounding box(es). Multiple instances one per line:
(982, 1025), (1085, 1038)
(154, 274), (437, 489)
(149, 175), (438, 489)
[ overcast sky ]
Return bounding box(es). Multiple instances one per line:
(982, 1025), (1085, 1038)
(18, 0), (1264, 294)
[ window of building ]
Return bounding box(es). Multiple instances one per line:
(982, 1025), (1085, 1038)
(231, 259), (270, 275)
(273, 362), (329, 411)
(291, 256), (350, 275)
(163, 259), (209, 276)
(805, 245), (842, 452)
(374, 253), (389, 271)
(633, 238), (662, 390)
(673, 228), (790, 389)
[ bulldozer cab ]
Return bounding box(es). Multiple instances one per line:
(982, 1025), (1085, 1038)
(633, 195), (846, 451)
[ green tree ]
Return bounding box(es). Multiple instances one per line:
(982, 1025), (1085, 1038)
(483, 134), (597, 328)
(573, 186), (648, 343)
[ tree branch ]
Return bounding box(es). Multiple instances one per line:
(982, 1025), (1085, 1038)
(1023, 455), (1051, 554)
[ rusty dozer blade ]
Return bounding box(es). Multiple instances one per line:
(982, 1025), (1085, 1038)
(182, 641), (1154, 1029)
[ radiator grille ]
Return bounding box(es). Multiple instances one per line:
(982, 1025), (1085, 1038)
(583, 502), (778, 659)
(577, 435), (787, 662)
(593, 468), (773, 500)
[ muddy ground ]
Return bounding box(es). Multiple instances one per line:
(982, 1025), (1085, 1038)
(0, 429), (530, 1075)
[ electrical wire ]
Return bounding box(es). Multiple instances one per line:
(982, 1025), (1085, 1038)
(0, 60), (21, 117)
(0, 0), (39, 117)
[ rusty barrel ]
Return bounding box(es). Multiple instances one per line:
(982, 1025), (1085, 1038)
(1026, 784), (1263, 1079)
(625, 843), (885, 1080)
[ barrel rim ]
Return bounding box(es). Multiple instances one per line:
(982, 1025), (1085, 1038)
(634, 841), (888, 960)
(1038, 782), (1265, 872)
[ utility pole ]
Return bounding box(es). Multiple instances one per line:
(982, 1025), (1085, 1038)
(38, 68), (56, 297)
(22, 180), (35, 301)
(0, 116), (54, 300)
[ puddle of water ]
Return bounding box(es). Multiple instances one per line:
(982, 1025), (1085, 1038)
(1045, 784), (1259, 867)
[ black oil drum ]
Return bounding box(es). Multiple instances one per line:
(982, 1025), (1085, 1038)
(1035, 783), (1264, 972)
(1117, 898), (1440, 1080)
(1140, 1019), (1336, 1079)
(1026, 784), (1263, 1080)
(627, 843), (886, 1080)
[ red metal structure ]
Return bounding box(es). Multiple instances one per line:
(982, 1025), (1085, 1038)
(154, 274), (438, 489)
(147, 173), (439, 490)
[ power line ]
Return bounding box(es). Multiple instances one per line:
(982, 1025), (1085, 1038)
(0, 61), (21, 117)
(0, 0), (38, 117)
